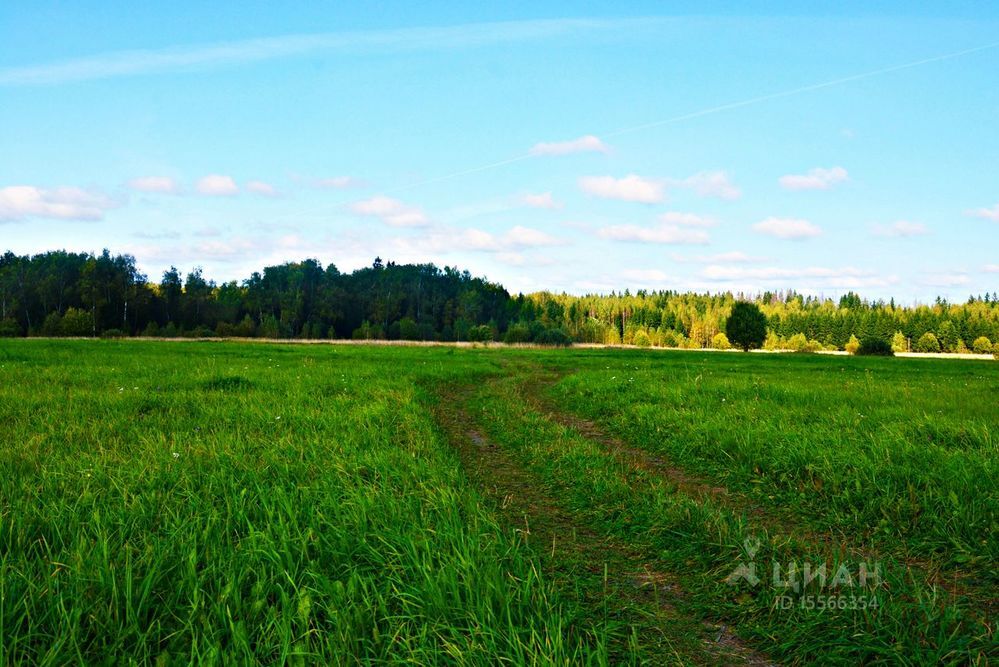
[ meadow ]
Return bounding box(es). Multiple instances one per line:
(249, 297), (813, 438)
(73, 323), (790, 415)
(0, 340), (995, 665)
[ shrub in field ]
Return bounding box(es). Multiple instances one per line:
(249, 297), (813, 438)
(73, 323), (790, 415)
(891, 331), (908, 353)
(845, 334), (861, 354)
(504, 323), (532, 344)
(972, 336), (992, 354)
(711, 332), (731, 350)
(535, 328), (572, 346)
(763, 330), (782, 350)
(60, 307), (93, 336)
(398, 317), (420, 341)
(857, 337), (894, 356)
(467, 324), (494, 343)
(660, 329), (681, 348)
(804, 338), (823, 353)
(725, 301), (767, 351)
(100, 328), (125, 339)
(633, 330), (651, 347)
(162, 322), (179, 338)
(786, 332), (808, 352)
(915, 332), (941, 353)
(41, 312), (63, 336)
(0, 318), (21, 337)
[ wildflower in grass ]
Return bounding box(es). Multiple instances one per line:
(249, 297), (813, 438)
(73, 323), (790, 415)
(171, 452), (180, 459)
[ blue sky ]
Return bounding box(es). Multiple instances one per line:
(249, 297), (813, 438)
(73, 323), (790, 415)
(2, 2), (997, 301)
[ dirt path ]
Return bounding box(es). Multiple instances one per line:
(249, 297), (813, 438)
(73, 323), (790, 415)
(431, 382), (777, 667)
(513, 368), (988, 607)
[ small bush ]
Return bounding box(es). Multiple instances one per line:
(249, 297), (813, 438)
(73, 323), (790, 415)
(633, 330), (651, 347)
(100, 328), (125, 339)
(711, 332), (731, 350)
(786, 333), (808, 352)
(844, 334), (860, 355)
(914, 332), (941, 353)
(467, 324), (494, 343)
(891, 331), (908, 353)
(856, 337), (894, 356)
(0, 318), (21, 337)
(535, 328), (572, 347)
(60, 307), (94, 336)
(971, 336), (992, 354)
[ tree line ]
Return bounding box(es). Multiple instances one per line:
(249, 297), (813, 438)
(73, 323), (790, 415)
(2, 249), (998, 353)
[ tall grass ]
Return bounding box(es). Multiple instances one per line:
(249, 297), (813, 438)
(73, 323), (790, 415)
(0, 341), (606, 664)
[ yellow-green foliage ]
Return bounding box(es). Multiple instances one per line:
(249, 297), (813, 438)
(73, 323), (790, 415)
(711, 332), (731, 350)
(845, 334), (861, 354)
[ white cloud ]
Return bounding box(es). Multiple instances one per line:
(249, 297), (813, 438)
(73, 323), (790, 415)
(196, 174), (239, 196)
(315, 176), (362, 189)
(702, 265), (894, 288)
(391, 224), (562, 256)
(521, 192), (562, 209)
(752, 217), (822, 239)
(671, 251), (766, 264)
(623, 269), (672, 282)
(598, 223), (709, 245)
(580, 174), (664, 203)
(983, 264), (999, 273)
(872, 220), (928, 237)
(246, 180), (279, 197)
(351, 196), (429, 227)
(0, 185), (116, 222)
(127, 176), (179, 194)
(779, 166), (849, 191)
(920, 272), (970, 287)
(505, 225), (561, 247)
(530, 134), (608, 156)
(966, 203), (999, 222)
(659, 211), (716, 227)
(673, 171), (741, 200)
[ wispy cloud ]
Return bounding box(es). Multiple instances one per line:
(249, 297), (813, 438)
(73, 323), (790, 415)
(0, 185), (117, 222)
(598, 222), (709, 245)
(530, 134), (609, 156)
(127, 176), (180, 194)
(920, 272), (970, 287)
(351, 196), (429, 227)
(580, 174), (665, 203)
(659, 211), (716, 227)
(391, 224), (562, 256)
(752, 217), (822, 239)
(521, 192), (563, 209)
(196, 174), (239, 196)
(314, 176), (363, 190)
(622, 268), (674, 283)
(966, 203), (999, 222)
(246, 180), (279, 197)
(671, 251), (766, 264)
(984, 264), (999, 273)
(702, 265), (894, 288)
(671, 171), (741, 200)
(0, 19), (647, 86)
(872, 220), (928, 237)
(779, 166), (848, 191)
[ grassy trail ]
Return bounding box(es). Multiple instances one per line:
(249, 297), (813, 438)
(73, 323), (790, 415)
(429, 380), (774, 666)
(515, 368), (992, 610)
(453, 360), (995, 665)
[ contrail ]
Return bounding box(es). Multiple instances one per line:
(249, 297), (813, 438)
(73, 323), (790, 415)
(278, 38), (999, 222)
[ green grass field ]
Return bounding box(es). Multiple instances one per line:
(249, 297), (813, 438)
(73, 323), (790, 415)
(1, 341), (995, 665)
